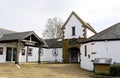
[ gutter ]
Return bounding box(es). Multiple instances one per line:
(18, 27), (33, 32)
(80, 38), (120, 44)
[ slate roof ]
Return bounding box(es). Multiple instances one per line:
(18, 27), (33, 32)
(0, 28), (16, 34)
(44, 39), (62, 48)
(0, 31), (48, 47)
(82, 22), (120, 43)
(0, 31), (33, 41)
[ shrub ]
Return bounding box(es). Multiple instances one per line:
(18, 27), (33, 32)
(110, 63), (120, 76)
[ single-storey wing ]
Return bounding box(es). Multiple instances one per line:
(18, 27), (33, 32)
(0, 31), (47, 64)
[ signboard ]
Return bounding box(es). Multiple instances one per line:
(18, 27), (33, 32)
(69, 39), (78, 45)
(94, 58), (112, 64)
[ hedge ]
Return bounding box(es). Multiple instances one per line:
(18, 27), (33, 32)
(109, 63), (120, 76)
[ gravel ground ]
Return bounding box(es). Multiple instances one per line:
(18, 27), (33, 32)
(0, 63), (93, 78)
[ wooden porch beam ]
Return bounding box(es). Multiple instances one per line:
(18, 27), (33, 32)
(15, 41), (20, 65)
(38, 46), (41, 64)
(22, 40), (38, 44)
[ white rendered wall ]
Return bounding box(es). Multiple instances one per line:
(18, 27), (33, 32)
(20, 47), (27, 62)
(41, 48), (63, 62)
(0, 43), (39, 63)
(87, 29), (95, 38)
(80, 41), (120, 71)
(0, 44), (7, 63)
(0, 44), (62, 63)
(0, 42), (22, 63)
(28, 47), (38, 62)
(20, 47), (63, 63)
(20, 46), (39, 62)
(64, 15), (84, 39)
(81, 42), (94, 71)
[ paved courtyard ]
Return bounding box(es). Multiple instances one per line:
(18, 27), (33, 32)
(0, 63), (93, 78)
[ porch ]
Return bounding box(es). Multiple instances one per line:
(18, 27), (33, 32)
(0, 31), (47, 64)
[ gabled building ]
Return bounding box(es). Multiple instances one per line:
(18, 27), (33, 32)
(0, 30), (47, 64)
(62, 11), (96, 63)
(80, 22), (120, 71)
(1, 11), (119, 69)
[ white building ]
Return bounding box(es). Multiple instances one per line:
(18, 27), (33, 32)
(0, 29), (47, 64)
(80, 23), (120, 71)
(0, 12), (96, 64)
(0, 27), (63, 64)
(0, 11), (120, 71)
(62, 11), (96, 63)
(41, 39), (63, 62)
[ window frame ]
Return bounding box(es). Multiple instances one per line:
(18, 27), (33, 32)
(85, 45), (87, 56)
(28, 48), (32, 56)
(0, 47), (3, 55)
(72, 26), (76, 36)
(21, 49), (25, 55)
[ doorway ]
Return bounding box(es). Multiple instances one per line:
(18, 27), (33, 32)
(69, 48), (80, 63)
(6, 47), (17, 61)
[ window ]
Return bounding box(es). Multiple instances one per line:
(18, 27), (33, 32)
(0, 47), (3, 55)
(28, 48), (32, 56)
(88, 54), (90, 58)
(72, 27), (76, 36)
(85, 45), (87, 56)
(22, 49), (25, 55)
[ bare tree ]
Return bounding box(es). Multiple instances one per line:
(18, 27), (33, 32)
(42, 17), (63, 39)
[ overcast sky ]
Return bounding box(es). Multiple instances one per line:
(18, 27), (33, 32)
(0, 0), (120, 37)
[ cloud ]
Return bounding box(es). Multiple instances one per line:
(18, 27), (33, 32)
(0, 0), (120, 37)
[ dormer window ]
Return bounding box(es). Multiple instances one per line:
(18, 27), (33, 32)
(72, 27), (75, 36)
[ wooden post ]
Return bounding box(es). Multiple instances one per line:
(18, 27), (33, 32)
(38, 46), (41, 64)
(26, 46), (29, 62)
(84, 25), (87, 39)
(15, 41), (20, 65)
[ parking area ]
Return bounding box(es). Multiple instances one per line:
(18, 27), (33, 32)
(0, 63), (93, 78)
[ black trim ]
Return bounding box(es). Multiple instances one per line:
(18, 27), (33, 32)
(0, 39), (18, 43)
(80, 38), (120, 44)
(94, 63), (110, 65)
(24, 44), (40, 47)
(43, 47), (62, 49)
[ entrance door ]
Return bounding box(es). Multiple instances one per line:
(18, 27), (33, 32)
(6, 47), (12, 61)
(13, 48), (17, 61)
(69, 48), (79, 63)
(6, 47), (17, 61)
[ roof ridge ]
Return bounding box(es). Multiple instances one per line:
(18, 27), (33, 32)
(62, 11), (87, 29)
(62, 11), (96, 35)
(96, 22), (120, 35)
(3, 31), (34, 35)
(44, 38), (60, 40)
(0, 27), (16, 33)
